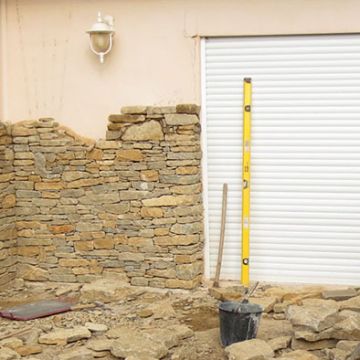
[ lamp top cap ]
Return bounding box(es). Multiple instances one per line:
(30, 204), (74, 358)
(87, 12), (114, 34)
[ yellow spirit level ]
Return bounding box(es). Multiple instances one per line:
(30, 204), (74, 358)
(241, 77), (252, 288)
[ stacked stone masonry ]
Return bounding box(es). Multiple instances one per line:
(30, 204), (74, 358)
(0, 123), (17, 287)
(0, 104), (203, 289)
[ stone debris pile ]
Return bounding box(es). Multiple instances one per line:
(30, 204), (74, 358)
(0, 281), (358, 360)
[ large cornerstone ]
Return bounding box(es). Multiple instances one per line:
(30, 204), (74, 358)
(0, 104), (204, 289)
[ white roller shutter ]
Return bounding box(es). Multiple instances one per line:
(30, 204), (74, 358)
(202, 35), (360, 285)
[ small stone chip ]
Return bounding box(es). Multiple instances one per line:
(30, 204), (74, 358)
(85, 322), (108, 332)
(137, 309), (154, 318)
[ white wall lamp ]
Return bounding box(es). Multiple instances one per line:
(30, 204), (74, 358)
(87, 12), (115, 63)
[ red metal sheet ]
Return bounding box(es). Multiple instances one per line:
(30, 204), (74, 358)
(0, 299), (72, 321)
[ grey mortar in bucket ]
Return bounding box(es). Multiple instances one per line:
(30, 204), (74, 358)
(219, 299), (263, 347)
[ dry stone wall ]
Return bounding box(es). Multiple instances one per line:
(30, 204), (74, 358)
(2, 104), (203, 289)
(0, 122), (17, 287)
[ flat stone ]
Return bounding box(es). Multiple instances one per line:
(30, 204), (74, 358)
(142, 195), (196, 207)
(141, 207), (163, 218)
(268, 336), (292, 351)
(49, 224), (75, 234)
(169, 325), (194, 340)
(287, 299), (339, 332)
(209, 286), (246, 301)
(108, 327), (168, 359)
(80, 278), (133, 303)
(109, 114), (146, 123)
(225, 339), (274, 360)
(102, 203), (130, 214)
(161, 174), (200, 185)
(38, 327), (91, 345)
(86, 339), (113, 352)
(324, 348), (348, 360)
(122, 120), (164, 141)
(170, 184), (202, 194)
(322, 288), (357, 301)
(85, 322), (108, 332)
(16, 190), (40, 198)
(165, 114), (199, 126)
(291, 338), (337, 350)
(147, 268), (176, 279)
(337, 340), (360, 352)
(0, 347), (20, 360)
(250, 296), (278, 313)
(265, 286), (325, 302)
(147, 106), (176, 114)
(143, 325), (193, 349)
(176, 104), (201, 115)
(0, 338), (23, 350)
(257, 319), (294, 341)
(121, 106), (148, 115)
(107, 122), (128, 131)
(278, 350), (320, 360)
(59, 258), (92, 267)
(67, 178), (102, 188)
(118, 252), (145, 262)
(176, 262), (202, 280)
(106, 130), (122, 140)
(154, 235), (199, 246)
(332, 311), (360, 340)
(137, 309), (154, 318)
(61, 189), (85, 198)
(339, 295), (360, 311)
(15, 345), (42, 356)
(96, 140), (120, 149)
(147, 299), (176, 319)
(17, 264), (49, 281)
(116, 149), (144, 162)
(12, 126), (36, 137)
(140, 170), (159, 182)
(58, 347), (95, 360)
(120, 190), (147, 200)
(294, 327), (334, 342)
(125, 356), (157, 360)
(348, 344), (360, 360)
(170, 222), (202, 235)
(80, 192), (120, 204)
(76, 222), (103, 232)
(62, 171), (86, 182)
(173, 328), (222, 360)
(324, 342), (360, 360)
(55, 284), (81, 297)
(2, 194), (16, 208)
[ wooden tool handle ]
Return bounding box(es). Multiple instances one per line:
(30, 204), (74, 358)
(213, 183), (228, 288)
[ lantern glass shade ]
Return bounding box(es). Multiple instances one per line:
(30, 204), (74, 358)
(87, 13), (115, 63)
(90, 32), (111, 53)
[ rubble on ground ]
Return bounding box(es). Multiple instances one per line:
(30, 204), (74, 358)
(0, 280), (358, 359)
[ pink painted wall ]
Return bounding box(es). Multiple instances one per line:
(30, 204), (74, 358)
(1, 0), (360, 138)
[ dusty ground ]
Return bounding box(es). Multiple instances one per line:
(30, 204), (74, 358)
(0, 279), (224, 359)
(0, 279), (358, 360)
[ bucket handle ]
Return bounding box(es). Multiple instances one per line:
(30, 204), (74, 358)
(242, 281), (259, 303)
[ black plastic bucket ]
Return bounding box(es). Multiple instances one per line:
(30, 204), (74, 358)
(219, 300), (263, 346)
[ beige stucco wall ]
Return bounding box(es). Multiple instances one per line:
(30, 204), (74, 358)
(1, 0), (360, 138)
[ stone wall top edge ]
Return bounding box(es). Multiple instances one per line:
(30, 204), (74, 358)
(3, 103), (201, 144)
(120, 104), (200, 116)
